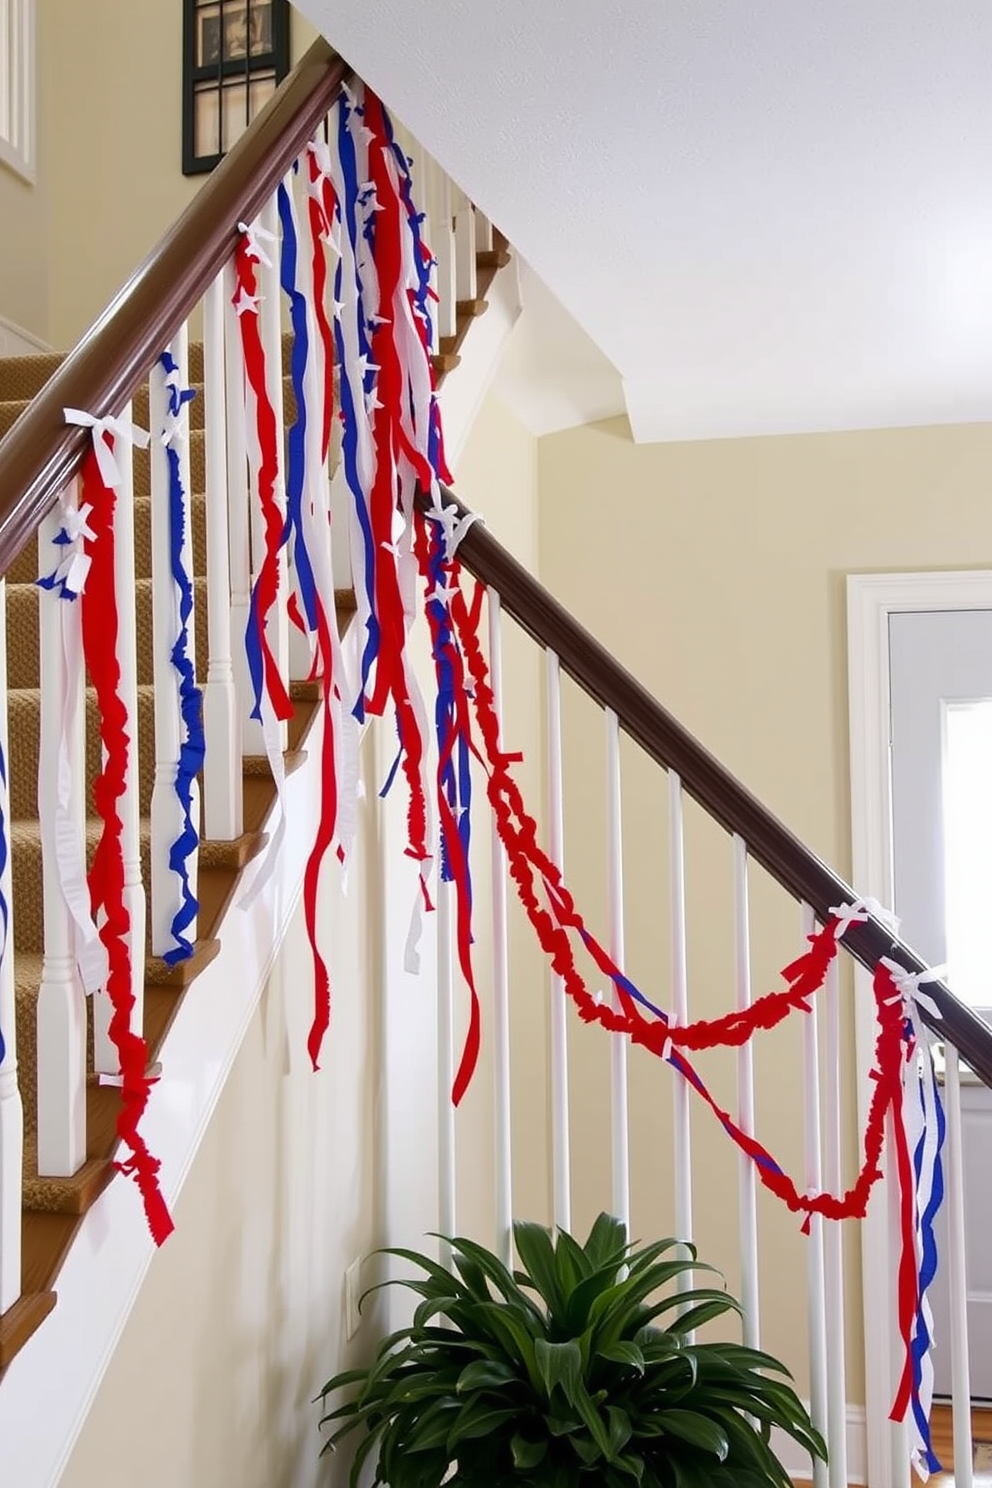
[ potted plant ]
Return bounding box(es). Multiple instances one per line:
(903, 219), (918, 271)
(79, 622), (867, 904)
(318, 1213), (826, 1487)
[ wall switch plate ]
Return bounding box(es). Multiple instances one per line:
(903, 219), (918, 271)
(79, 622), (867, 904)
(345, 1258), (363, 1341)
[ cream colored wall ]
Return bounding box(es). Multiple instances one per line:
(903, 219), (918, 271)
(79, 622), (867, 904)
(58, 744), (383, 1488)
(537, 415), (992, 1407)
(0, 4), (49, 340)
(45, 0), (319, 350)
(444, 389), (550, 1247)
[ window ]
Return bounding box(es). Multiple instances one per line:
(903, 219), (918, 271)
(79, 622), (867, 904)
(942, 697), (992, 1015)
(182, 0), (290, 175)
(0, 0), (34, 181)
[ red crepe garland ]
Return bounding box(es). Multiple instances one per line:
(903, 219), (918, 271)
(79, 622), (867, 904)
(433, 529), (909, 1227)
(80, 442), (173, 1245)
(233, 231), (294, 727)
(305, 597), (339, 1071)
(414, 515), (482, 1105)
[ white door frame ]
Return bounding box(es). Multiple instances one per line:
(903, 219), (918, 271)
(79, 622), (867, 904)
(847, 569), (992, 1487)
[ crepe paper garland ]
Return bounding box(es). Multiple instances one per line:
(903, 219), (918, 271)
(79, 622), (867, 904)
(78, 434), (173, 1246)
(158, 353), (204, 966)
(413, 515), (943, 1467)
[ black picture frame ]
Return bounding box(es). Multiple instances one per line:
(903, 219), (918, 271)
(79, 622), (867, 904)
(182, 0), (291, 176)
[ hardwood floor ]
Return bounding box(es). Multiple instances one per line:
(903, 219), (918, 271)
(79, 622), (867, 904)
(791, 1405), (992, 1486)
(926, 1404), (992, 1485)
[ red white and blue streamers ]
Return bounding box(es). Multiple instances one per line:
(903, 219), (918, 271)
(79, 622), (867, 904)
(158, 353), (204, 965)
(71, 421), (173, 1245)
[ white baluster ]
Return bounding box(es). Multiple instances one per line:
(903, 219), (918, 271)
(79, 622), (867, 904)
(488, 589), (513, 1267)
(733, 835), (760, 1350)
(605, 708), (630, 1236)
(37, 493), (87, 1177)
(823, 952), (848, 1488)
(474, 209), (494, 255)
(433, 168), (458, 344)
(437, 876), (456, 1265)
(800, 903), (829, 1488)
(0, 577), (22, 1313)
(547, 649), (570, 1233)
(92, 401), (145, 1069)
(148, 346), (199, 960)
(669, 772), (693, 1302)
(454, 191), (478, 303)
(257, 191), (289, 747)
(945, 1045), (974, 1488)
(203, 270), (243, 841)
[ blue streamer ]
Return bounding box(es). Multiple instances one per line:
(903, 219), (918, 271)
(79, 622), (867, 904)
(278, 181), (321, 640)
(334, 93), (381, 719)
(424, 524), (472, 903)
(159, 352), (205, 964)
(910, 1048), (946, 1472)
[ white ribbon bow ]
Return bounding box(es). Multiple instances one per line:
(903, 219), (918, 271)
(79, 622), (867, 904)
(423, 492), (484, 558)
(63, 408), (150, 490)
(828, 894), (899, 942)
(880, 958), (946, 1024)
(237, 219), (276, 268)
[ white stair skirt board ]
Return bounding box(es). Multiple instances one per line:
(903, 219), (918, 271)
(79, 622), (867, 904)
(437, 255), (523, 468)
(772, 1405), (867, 1486)
(0, 697), (341, 1488)
(0, 314), (50, 355)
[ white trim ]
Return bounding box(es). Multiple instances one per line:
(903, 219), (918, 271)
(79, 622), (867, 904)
(0, 707), (332, 1488)
(0, 0), (36, 183)
(0, 312), (49, 355)
(847, 568), (992, 1487)
(772, 1403), (867, 1485)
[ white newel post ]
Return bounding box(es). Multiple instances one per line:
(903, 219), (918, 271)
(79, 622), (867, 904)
(148, 337), (200, 958)
(0, 577), (22, 1312)
(203, 270), (243, 840)
(36, 494), (87, 1176)
(225, 256), (263, 758)
(92, 404), (146, 1069)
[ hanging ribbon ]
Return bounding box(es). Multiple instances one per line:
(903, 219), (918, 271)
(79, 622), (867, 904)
(882, 959), (947, 1478)
(36, 488), (108, 994)
(158, 353), (204, 964)
(75, 427), (173, 1246)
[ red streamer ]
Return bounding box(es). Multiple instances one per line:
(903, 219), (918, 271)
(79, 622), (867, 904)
(433, 524), (910, 1226)
(80, 442), (173, 1245)
(233, 233), (294, 726)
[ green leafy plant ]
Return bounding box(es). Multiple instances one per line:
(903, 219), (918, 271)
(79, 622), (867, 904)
(318, 1213), (826, 1488)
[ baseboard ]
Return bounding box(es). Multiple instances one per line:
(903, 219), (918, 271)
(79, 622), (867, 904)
(0, 314), (51, 355)
(0, 709), (330, 1488)
(772, 1404), (867, 1485)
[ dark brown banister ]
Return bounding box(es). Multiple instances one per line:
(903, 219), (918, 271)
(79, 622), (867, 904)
(0, 38), (351, 578)
(428, 486), (992, 1089)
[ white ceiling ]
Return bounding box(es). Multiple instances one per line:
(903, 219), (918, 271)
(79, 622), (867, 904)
(300, 0), (992, 442)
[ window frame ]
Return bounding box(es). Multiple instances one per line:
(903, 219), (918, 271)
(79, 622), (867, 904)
(182, 0), (291, 177)
(0, 0), (36, 184)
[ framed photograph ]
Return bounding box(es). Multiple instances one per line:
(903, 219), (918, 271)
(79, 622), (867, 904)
(183, 0), (290, 175)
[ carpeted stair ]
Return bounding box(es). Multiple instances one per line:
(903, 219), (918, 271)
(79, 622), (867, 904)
(0, 228), (510, 1372)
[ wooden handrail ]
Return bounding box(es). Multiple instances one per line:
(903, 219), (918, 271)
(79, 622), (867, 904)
(428, 486), (992, 1088)
(0, 38), (352, 577)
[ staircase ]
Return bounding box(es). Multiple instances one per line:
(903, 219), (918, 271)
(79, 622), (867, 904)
(1, 32), (992, 1488)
